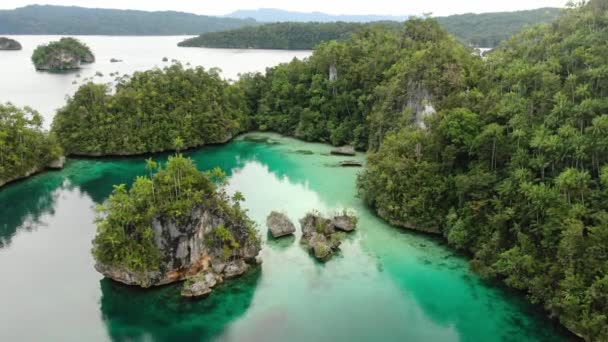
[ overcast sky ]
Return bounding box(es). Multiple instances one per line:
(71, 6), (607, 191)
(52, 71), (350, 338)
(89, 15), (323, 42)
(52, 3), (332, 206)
(0, 0), (568, 16)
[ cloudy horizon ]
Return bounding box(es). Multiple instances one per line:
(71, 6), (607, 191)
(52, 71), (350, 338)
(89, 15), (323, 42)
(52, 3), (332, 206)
(0, 0), (569, 17)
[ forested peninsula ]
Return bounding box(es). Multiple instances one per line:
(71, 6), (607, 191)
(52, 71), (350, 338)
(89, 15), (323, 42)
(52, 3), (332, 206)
(0, 104), (64, 188)
(178, 22), (367, 50)
(12, 1), (608, 339)
(52, 64), (247, 156)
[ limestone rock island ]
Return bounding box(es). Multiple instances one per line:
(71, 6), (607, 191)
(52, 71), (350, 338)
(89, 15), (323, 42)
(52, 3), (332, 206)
(31, 37), (95, 71)
(92, 154), (261, 297)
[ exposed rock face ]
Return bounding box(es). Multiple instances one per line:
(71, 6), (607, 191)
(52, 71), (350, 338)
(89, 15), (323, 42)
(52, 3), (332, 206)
(266, 211), (296, 238)
(330, 146), (356, 156)
(34, 50), (91, 71)
(329, 64), (338, 82)
(48, 156), (66, 169)
(406, 80), (436, 129)
(0, 37), (22, 50)
(300, 211), (357, 261)
(95, 205), (262, 288)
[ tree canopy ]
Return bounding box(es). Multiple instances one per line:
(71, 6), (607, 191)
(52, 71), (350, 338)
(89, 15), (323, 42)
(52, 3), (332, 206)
(51, 63), (249, 155)
(0, 103), (63, 186)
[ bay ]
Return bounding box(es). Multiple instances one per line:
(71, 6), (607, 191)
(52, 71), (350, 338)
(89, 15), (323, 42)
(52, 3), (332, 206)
(0, 133), (576, 341)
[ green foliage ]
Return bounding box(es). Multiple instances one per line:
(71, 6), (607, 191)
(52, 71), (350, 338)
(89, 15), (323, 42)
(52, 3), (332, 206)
(92, 154), (259, 272)
(0, 103), (63, 185)
(51, 64), (248, 155)
(31, 37), (94, 69)
(358, 2), (608, 339)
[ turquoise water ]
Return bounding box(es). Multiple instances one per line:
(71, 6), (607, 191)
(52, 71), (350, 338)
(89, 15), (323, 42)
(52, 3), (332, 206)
(0, 133), (576, 341)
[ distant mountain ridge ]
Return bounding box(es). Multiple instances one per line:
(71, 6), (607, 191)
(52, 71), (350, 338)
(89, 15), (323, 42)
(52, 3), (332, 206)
(0, 5), (257, 35)
(228, 8), (409, 23)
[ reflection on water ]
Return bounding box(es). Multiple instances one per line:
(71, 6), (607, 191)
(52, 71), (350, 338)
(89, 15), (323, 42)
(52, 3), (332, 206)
(100, 268), (261, 341)
(0, 133), (576, 341)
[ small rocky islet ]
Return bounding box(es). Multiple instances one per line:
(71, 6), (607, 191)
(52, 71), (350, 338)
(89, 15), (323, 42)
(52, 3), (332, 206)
(300, 211), (358, 261)
(92, 154), (261, 298)
(266, 210), (358, 261)
(0, 37), (22, 50)
(31, 37), (95, 71)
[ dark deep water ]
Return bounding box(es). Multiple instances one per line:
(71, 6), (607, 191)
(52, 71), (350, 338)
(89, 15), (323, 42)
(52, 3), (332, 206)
(0, 133), (578, 341)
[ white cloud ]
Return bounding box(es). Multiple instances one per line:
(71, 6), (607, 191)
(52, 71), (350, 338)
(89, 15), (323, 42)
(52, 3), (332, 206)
(0, 0), (568, 16)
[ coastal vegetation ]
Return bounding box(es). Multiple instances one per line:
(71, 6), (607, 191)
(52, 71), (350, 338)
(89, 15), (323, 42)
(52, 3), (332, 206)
(0, 103), (63, 187)
(31, 37), (95, 70)
(51, 64), (248, 155)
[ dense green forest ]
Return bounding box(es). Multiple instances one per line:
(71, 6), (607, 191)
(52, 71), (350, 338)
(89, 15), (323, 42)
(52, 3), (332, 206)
(0, 103), (63, 187)
(358, 2), (608, 340)
(178, 22), (368, 50)
(93, 154), (259, 272)
(0, 5), (256, 35)
(51, 64), (248, 155)
(180, 8), (561, 50)
(436, 7), (562, 47)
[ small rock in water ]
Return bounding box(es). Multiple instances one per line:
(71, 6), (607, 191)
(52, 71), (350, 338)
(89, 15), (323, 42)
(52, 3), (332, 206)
(339, 160), (362, 167)
(181, 271), (220, 298)
(162, 57), (169, 62)
(330, 146), (356, 156)
(332, 214), (357, 232)
(224, 259), (249, 278)
(110, 58), (123, 63)
(266, 211), (296, 238)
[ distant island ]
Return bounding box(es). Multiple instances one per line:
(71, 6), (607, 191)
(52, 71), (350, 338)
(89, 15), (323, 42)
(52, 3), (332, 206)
(178, 22), (368, 50)
(183, 8), (562, 49)
(436, 8), (562, 47)
(0, 37), (21, 50)
(0, 5), (257, 35)
(31, 37), (95, 71)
